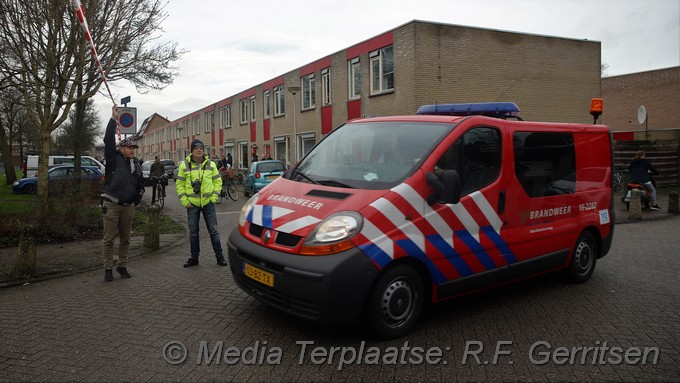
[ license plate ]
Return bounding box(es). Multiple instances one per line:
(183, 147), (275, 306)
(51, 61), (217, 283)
(243, 263), (274, 287)
(265, 175), (279, 180)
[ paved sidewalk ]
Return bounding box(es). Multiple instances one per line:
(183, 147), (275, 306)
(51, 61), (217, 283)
(615, 188), (678, 224)
(0, 233), (187, 288)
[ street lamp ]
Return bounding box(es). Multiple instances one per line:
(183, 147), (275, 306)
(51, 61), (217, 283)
(288, 85), (301, 164)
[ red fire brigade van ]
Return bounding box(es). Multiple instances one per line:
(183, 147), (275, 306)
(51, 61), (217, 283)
(228, 102), (614, 339)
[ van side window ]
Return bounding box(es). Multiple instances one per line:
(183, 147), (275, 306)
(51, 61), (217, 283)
(436, 126), (501, 195)
(513, 132), (576, 198)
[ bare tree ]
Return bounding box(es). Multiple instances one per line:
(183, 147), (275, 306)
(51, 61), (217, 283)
(53, 98), (101, 154)
(0, 0), (185, 215)
(0, 88), (34, 184)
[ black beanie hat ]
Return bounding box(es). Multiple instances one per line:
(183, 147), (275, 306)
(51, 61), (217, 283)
(190, 139), (204, 152)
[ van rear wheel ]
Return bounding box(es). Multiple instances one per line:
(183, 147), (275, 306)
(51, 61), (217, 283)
(564, 231), (597, 283)
(366, 265), (423, 339)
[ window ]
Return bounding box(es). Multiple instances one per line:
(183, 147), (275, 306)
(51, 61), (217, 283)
(514, 132), (576, 198)
(274, 86), (285, 116)
(436, 127), (501, 195)
(300, 133), (316, 158)
(240, 99), (248, 124)
(175, 125), (181, 139)
(264, 90), (271, 119)
(369, 46), (394, 94)
(321, 68), (331, 106)
(193, 117), (200, 135)
(348, 58), (361, 99)
(302, 74), (315, 110)
(205, 111), (214, 133)
(250, 96), (256, 122)
(274, 136), (288, 165)
(222, 105), (232, 128)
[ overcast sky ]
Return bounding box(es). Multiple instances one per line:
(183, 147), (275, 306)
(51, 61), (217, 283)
(93, 0), (680, 127)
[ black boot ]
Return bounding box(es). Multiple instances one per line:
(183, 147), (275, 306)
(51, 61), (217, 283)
(184, 258), (199, 268)
(216, 256), (228, 266)
(104, 269), (113, 282)
(116, 267), (131, 278)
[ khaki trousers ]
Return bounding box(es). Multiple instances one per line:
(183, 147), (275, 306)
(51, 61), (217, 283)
(101, 200), (135, 269)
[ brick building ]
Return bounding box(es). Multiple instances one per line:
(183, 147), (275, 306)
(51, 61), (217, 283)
(602, 66), (680, 187)
(601, 66), (680, 141)
(139, 20), (601, 170)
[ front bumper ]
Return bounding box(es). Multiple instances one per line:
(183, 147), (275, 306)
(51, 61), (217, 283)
(228, 229), (379, 324)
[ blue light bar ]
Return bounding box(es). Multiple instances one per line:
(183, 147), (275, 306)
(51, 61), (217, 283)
(416, 102), (520, 117)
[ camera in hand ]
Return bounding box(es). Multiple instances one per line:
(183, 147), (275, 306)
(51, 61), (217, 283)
(191, 179), (202, 194)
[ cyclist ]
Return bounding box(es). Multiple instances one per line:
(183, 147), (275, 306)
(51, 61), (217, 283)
(629, 150), (661, 211)
(150, 155), (166, 203)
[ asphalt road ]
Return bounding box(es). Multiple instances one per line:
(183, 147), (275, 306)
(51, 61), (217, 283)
(0, 184), (678, 382)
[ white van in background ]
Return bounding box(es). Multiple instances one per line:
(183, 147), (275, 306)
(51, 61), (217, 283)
(23, 155), (105, 177)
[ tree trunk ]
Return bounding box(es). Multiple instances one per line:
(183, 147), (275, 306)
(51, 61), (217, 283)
(36, 128), (53, 217)
(0, 118), (17, 184)
(14, 224), (37, 278)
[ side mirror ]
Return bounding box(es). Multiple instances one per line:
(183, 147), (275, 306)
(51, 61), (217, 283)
(426, 169), (462, 205)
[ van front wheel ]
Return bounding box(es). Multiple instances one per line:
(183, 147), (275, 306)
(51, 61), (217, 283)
(564, 231), (597, 283)
(367, 265), (424, 339)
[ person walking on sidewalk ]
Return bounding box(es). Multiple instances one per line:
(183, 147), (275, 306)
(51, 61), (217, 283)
(629, 150), (661, 211)
(175, 139), (228, 267)
(150, 155), (166, 204)
(101, 106), (145, 281)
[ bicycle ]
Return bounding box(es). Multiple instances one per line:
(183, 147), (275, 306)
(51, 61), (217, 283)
(613, 170), (627, 193)
(151, 175), (167, 209)
(216, 170), (239, 203)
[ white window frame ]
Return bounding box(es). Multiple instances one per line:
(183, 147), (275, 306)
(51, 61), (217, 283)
(250, 96), (256, 122)
(369, 45), (394, 95)
(264, 90), (271, 119)
(302, 74), (315, 110)
(321, 68), (331, 106)
(222, 105), (232, 128)
(274, 86), (285, 116)
(274, 136), (289, 166)
(240, 99), (248, 125)
(193, 117), (200, 135)
(300, 132), (316, 158)
(348, 58), (361, 100)
(205, 110), (214, 133)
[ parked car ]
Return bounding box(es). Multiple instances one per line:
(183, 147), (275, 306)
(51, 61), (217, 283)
(160, 159), (176, 178)
(23, 154), (104, 177)
(141, 160), (154, 186)
(12, 165), (104, 195)
(243, 160), (286, 197)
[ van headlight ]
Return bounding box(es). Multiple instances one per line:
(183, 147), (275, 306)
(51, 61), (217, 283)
(300, 211), (363, 255)
(239, 193), (260, 229)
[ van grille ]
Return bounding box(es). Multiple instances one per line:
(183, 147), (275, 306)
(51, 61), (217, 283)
(248, 223), (303, 248)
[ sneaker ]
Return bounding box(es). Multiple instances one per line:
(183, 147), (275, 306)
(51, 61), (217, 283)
(116, 267), (131, 278)
(216, 256), (228, 266)
(104, 269), (113, 282)
(650, 204), (662, 211)
(184, 258), (199, 268)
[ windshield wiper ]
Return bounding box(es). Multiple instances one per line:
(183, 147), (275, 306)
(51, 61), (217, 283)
(291, 169), (319, 184)
(316, 179), (353, 188)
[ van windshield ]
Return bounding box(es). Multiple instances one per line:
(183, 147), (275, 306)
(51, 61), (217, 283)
(291, 121), (452, 189)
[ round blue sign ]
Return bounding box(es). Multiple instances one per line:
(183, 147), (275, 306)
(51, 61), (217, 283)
(120, 112), (134, 128)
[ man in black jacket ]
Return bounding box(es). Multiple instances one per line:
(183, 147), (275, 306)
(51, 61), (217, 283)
(101, 106), (145, 281)
(629, 150), (661, 211)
